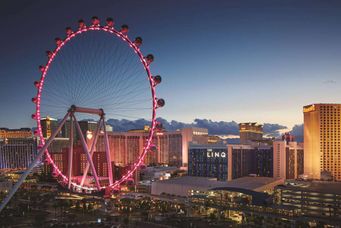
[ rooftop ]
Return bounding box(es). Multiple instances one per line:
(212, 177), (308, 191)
(189, 143), (272, 150)
(156, 176), (282, 192)
(0, 128), (31, 132)
(189, 143), (227, 149)
(277, 180), (341, 194)
(142, 166), (179, 173)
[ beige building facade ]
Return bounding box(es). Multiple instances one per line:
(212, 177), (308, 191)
(304, 104), (341, 181)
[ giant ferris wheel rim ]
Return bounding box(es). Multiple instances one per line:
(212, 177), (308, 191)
(33, 19), (159, 191)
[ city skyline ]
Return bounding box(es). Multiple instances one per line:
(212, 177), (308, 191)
(1, 1), (341, 226)
(1, 0), (341, 129)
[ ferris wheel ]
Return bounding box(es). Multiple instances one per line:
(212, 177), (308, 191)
(0, 16), (164, 210)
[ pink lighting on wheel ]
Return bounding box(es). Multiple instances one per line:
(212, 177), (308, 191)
(55, 37), (63, 46)
(33, 17), (164, 193)
(145, 54), (154, 65)
(65, 27), (73, 36)
(33, 80), (40, 88)
(91, 16), (100, 26)
(33, 129), (39, 136)
(39, 65), (45, 72)
(152, 75), (162, 86)
(46, 51), (53, 58)
(120, 24), (129, 34)
(133, 37), (142, 47)
(31, 97), (37, 103)
(106, 17), (114, 28)
(78, 19), (86, 30)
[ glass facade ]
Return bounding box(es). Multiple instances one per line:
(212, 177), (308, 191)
(255, 148), (273, 177)
(189, 144), (273, 181)
(188, 146), (228, 181)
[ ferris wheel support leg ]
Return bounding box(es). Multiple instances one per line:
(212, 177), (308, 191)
(0, 112), (70, 213)
(103, 117), (113, 186)
(73, 114), (101, 191)
(67, 115), (74, 189)
(80, 118), (102, 187)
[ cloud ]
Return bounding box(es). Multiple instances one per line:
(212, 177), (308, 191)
(323, 80), (337, 84)
(193, 119), (239, 135)
(290, 124), (303, 142)
(106, 118), (288, 137)
(106, 118), (151, 132)
(263, 123), (287, 137)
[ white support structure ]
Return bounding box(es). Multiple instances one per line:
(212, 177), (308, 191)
(72, 105), (104, 116)
(80, 119), (102, 187)
(67, 115), (74, 189)
(102, 116), (113, 185)
(73, 114), (101, 191)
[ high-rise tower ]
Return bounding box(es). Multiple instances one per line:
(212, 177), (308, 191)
(304, 104), (341, 181)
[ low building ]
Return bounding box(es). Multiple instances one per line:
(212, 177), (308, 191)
(140, 166), (179, 181)
(151, 175), (283, 197)
(274, 180), (341, 219)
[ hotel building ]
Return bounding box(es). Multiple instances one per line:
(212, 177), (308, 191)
(273, 140), (304, 180)
(239, 123), (263, 144)
(188, 143), (273, 181)
(304, 104), (341, 180)
(0, 128), (37, 169)
(96, 129), (183, 167)
(0, 128), (32, 139)
(188, 144), (228, 181)
(181, 128), (208, 167)
(40, 116), (207, 178)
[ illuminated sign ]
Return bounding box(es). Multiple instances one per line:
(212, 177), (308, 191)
(303, 105), (315, 113)
(207, 149), (226, 158)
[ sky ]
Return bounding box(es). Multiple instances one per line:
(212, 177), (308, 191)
(1, 0), (341, 130)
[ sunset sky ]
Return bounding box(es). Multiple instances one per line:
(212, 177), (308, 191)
(1, 0), (341, 129)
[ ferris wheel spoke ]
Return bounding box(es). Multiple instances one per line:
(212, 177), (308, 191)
(84, 83), (149, 107)
(89, 99), (151, 110)
(74, 33), (108, 103)
(104, 112), (150, 120)
(107, 63), (141, 98)
(111, 99), (152, 110)
(82, 76), (147, 105)
(110, 66), (144, 98)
